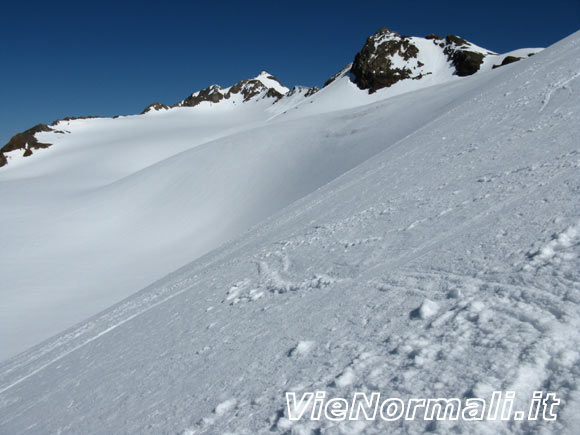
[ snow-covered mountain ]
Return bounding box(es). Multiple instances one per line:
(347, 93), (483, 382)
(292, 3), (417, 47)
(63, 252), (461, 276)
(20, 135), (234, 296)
(0, 29), (543, 361)
(0, 28), (541, 168)
(1, 26), (579, 435)
(348, 28), (541, 89)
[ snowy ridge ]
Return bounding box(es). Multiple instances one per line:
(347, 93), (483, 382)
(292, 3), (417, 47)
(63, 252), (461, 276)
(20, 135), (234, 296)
(172, 70), (291, 109)
(1, 29), (541, 168)
(0, 28), (578, 435)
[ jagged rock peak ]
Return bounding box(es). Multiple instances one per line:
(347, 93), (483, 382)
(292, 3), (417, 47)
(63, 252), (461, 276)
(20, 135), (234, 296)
(284, 85), (320, 98)
(174, 71), (290, 108)
(141, 102), (170, 114)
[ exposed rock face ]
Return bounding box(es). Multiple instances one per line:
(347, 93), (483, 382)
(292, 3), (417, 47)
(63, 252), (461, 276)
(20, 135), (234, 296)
(305, 87), (320, 97)
(445, 34), (468, 46)
(1, 116), (103, 167)
(227, 78), (275, 102)
(282, 86), (320, 99)
(174, 71), (288, 108)
(347, 28), (497, 93)
(265, 87), (284, 100)
(447, 49), (485, 76)
(0, 124), (54, 167)
(492, 55), (522, 69)
(350, 28), (421, 93)
(141, 102), (170, 114)
(176, 85), (225, 107)
(443, 35), (486, 77)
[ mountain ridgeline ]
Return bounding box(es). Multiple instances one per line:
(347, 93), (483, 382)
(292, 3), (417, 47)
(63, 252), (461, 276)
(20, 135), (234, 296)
(0, 28), (540, 167)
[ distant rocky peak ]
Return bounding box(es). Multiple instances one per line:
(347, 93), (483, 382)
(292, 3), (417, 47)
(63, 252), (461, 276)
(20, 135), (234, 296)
(281, 85), (320, 101)
(174, 71), (289, 108)
(255, 70), (288, 91)
(176, 84), (225, 107)
(141, 102), (170, 114)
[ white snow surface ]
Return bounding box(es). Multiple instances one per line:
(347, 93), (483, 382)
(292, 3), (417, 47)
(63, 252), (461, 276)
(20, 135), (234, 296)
(0, 29), (579, 435)
(0, 48), (528, 361)
(255, 70), (290, 94)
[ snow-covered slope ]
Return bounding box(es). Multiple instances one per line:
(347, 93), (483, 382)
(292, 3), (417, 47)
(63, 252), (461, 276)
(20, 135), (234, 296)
(0, 28), (578, 435)
(0, 64), (496, 361)
(0, 29), (540, 361)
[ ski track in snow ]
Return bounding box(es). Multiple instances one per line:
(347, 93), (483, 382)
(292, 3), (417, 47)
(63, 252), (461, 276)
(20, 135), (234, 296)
(1, 30), (580, 435)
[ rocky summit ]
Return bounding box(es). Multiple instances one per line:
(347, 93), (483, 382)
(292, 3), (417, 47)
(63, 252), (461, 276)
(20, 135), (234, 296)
(172, 70), (290, 108)
(349, 27), (526, 93)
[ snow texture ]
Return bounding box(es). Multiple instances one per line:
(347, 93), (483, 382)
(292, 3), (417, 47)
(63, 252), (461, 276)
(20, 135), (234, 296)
(0, 29), (579, 435)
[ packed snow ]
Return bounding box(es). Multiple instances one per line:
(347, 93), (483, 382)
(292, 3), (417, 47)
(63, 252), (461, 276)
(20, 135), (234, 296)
(0, 28), (579, 435)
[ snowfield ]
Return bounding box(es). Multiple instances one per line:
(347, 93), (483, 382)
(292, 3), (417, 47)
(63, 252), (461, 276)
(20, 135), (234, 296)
(0, 57), (536, 361)
(0, 28), (579, 435)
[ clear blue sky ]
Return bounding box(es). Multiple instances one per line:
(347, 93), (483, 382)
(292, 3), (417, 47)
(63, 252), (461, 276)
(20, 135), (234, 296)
(1, 0), (579, 145)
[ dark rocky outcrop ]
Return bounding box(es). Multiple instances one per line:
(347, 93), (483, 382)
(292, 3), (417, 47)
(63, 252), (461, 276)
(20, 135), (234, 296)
(227, 79), (268, 102)
(1, 116), (104, 168)
(141, 102), (170, 114)
(305, 87), (319, 97)
(0, 124), (54, 167)
(350, 28), (420, 93)
(445, 34), (468, 46)
(176, 85), (225, 107)
(443, 34), (485, 76)
(265, 88), (285, 100)
(492, 55), (522, 69)
(329, 27), (493, 93)
(282, 86), (320, 100)
(447, 49), (485, 76)
(174, 73), (287, 108)
(323, 27), (502, 95)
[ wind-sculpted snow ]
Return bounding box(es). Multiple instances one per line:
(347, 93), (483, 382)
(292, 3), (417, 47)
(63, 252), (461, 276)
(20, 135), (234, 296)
(0, 56), (511, 361)
(1, 29), (579, 435)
